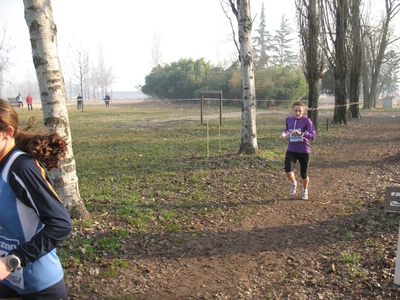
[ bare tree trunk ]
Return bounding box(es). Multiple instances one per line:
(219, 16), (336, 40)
(333, 0), (348, 125)
(361, 33), (370, 109)
(333, 78), (347, 124)
(308, 80), (319, 130)
(23, 0), (89, 219)
(296, 0), (324, 132)
(229, 0), (259, 155)
(348, 70), (360, 117)
(348, 0), (361, 118)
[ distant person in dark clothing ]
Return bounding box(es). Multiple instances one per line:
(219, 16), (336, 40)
(77, 93), (83, 110)
(104, 93), (110, 108)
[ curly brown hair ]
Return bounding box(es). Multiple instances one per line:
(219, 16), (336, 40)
(0, 98), (68, 170)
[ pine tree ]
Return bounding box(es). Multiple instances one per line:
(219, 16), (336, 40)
(252, 3), (273, 68)
(271, 16), (298, 66)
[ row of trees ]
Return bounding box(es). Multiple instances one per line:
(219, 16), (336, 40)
(142, 5), (306, 104)
(296, 0), (400, 126)
(141, 58), (308, 104)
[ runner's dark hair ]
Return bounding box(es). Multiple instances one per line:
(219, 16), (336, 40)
(0, 98), (67, 170)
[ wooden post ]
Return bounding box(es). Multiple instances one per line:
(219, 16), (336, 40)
(200, 93), (204, 124)
(219, 91), (223, 126)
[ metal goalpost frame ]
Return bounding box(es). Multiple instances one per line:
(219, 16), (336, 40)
(200, 90), (223, 126)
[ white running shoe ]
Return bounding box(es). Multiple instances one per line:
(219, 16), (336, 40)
(302, 189), (308, 200)
(290, 183), (297, 195)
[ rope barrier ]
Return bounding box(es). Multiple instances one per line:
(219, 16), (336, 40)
(151, 98), (364, 110)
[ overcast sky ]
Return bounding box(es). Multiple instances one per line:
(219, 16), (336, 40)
(0, 0), (398, 93)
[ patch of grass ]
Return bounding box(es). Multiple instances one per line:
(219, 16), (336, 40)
(159, 210), (182, 231)
(100, 268), (118, 279)
(340, 251), (362, 263)
(365, 238), (378, 247)
(341, 231), (355, 240)
(385, 218), (398, 228)
(73, 218), (96, 229)
(265, 292), (274, 299)
(232, 206), (255, 221)
(350, 200), (363, 207)
(339, 252), (366, 279)
(187, 169), (212, 184)
(99, 236), (122, 253)
(113, 228), (130, 238)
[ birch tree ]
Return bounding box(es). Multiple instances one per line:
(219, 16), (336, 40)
(23, 0), (89, 219)
(226, 0), (259, 154)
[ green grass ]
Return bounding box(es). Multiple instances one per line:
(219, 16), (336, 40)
(339, 251), (367, 279)
(66, 105), (281, 211)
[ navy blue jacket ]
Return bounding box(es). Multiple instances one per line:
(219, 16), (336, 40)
(0, 147), (72, 294)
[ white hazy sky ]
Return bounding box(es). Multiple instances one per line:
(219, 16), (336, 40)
(0, 0), (398, 92)
(0, 0), (297, 91)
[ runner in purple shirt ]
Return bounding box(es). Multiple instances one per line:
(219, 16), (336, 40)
(279, 101), (316, 200)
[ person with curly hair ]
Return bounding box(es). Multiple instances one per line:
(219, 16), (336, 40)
(0, 98), (72, 299)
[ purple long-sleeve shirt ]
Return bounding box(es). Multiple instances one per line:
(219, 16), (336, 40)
(282, 115), (316, 153)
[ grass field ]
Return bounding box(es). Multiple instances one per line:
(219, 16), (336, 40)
(71, 101), (286, 223)
(17, 100), (335, 235)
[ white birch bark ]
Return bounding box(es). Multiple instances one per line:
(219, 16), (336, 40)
(23, 0), (89, 219)
(230, 0), (259, 154)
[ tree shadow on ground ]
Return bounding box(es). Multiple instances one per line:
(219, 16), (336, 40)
(122, 207), (395, 260)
